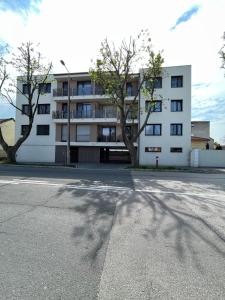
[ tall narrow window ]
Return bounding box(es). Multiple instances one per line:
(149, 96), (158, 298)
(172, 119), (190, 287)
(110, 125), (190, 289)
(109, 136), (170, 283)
(171, 100), (183, 112)
(61, 124), (67, 142)
(170, 124), (182, 136)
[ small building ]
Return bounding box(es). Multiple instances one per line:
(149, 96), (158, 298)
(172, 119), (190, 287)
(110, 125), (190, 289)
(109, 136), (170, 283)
(0, 118), (15, 159)
(191, 121), (214, 150)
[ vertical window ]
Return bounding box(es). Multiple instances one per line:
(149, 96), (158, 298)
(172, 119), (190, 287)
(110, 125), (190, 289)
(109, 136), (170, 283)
(38, 83), (51, 94)
(77, 81), (92, 95)
(21, 125), (29, 136)
(154, 77), (162, 89)
(36, 125), (50, 135)
(22, 104), (30, 115)
(145, 101), (162, 112)
(38, 104), (50, 114)
(126, 82), (133, 96)
(22, 84), (30, 94)
(170, 124), (183, 136)
(61, 124), (67, 142)
(76, 125), (90, 141)
(171, 76), (183, 88)
(101, 127), (116, 142)
(77, 103), (92, 118)
(171, 100), (183, 112)
(62, 82), (68, 96)
(145, 124), (161, 136)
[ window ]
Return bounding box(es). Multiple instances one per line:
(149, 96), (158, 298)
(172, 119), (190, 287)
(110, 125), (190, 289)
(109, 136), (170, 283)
(21, 125), (29, 136)
(77, 81), (92, 95)
(61, 124), (67, 142)
(125, 126), (132, 139)
(100, 127), (116, 142)
(170, 124), (182, 136)
(38, 104), (50, 114)
(171, 100), (183, 112)
(62, 82), (68, 96)
(37, 125), (49, 135)
(77, 103), (92, 118)
(22, 104), (30, 115)
(76, 125), (90, 141)
(145, 124), (161, 136)
(171, 76), (183, 88)
(154, 77), (162, 89)
(170, 147), (183, 153)
(38, 83), (51, 94)
(145, 101), (162, 112)
(126, 82), (134, 97)
(22, 84), (30, 94)
(145, 147), (161, 152)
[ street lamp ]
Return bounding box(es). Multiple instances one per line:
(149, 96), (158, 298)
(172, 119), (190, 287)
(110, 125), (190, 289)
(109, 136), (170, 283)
(60, 60), (71, 165)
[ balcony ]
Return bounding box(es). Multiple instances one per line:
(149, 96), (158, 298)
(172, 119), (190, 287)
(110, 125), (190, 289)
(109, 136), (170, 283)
(53, 86), (105, 97)
(52, 109), (117, 120)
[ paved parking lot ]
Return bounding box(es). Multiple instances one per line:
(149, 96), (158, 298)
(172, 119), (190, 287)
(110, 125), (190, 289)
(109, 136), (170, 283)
(0, 165), (225, 299)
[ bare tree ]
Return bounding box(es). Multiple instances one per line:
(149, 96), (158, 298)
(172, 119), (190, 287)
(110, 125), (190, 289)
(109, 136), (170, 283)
(90, 31), (164, 167)
(0, 42), (52, 162)
(219, 32), (225, 70)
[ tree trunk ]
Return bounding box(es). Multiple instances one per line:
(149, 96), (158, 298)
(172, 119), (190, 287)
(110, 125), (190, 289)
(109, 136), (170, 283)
(6, 147), (17, 163)
(126, 141), (138, 167)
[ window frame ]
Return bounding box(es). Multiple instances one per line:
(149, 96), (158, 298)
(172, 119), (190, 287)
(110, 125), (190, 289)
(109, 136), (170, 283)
(145, 100), (162, 113)
(170, 147), (183, 153)
(145, 147), (161, 152)
(171, 100), (183, 112)
(37, 104), (50, 115)
(21, 125), (29, 136)
(38, 83), (51, 94)
(22, 84), (30, 94)
(22, 104), (30, 115)
(171, 76), (183, 88)
(170, 123), (183, 136)
(36, 125), (50, 136)
(145, 124), (162, 136)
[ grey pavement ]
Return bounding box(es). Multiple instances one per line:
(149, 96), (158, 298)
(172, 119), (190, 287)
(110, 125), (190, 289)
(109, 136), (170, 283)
(0, 165), (225, 299)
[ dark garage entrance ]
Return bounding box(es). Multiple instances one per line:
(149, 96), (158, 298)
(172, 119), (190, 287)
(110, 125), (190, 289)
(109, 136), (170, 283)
(100, 148), (131, 163)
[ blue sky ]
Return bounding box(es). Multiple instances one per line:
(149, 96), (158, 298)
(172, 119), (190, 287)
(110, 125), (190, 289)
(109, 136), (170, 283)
(0, 0), (225, 143)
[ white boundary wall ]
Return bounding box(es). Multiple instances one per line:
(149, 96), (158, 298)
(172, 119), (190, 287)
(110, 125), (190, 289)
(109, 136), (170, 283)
(191, 149), (225, 167)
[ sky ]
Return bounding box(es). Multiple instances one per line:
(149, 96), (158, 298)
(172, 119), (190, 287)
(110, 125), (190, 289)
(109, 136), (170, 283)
(0, 0), (225, 143)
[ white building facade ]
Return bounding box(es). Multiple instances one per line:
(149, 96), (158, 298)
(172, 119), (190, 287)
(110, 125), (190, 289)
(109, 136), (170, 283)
(139, 65), (192, 166)
(15, 65), (191, 166)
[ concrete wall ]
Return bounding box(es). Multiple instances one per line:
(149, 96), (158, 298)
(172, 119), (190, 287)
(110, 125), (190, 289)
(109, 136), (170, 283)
(190, 149), (225, 167)
(191, 121), (210, 138)
(15, 75), (56, 163)
(139, 65), (192, 166)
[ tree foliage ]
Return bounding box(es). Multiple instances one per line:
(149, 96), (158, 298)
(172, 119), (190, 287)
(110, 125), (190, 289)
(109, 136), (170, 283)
(0, 42), (52, 162)
(90, 30), (164, 166)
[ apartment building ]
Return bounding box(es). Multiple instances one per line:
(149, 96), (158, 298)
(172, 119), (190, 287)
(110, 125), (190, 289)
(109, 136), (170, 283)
(139, 66), (191, 166)
(15, 65), (191, 166)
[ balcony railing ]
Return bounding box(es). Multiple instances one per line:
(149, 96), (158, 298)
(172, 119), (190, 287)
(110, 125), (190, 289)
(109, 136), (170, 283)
(53, 86), (104, 97)
(52, 109), (117, 119)
(98, 135), (116, 142)
(53, 86), (138, 97)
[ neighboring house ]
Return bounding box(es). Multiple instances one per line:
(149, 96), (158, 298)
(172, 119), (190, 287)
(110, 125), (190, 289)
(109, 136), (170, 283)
(0, 118), (15, 159)
(191, 121), (214, 149)
(15, 65), (192, 166)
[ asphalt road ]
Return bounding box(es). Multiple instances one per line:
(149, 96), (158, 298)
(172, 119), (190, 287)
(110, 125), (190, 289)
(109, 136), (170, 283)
(0, 165), (225, 299)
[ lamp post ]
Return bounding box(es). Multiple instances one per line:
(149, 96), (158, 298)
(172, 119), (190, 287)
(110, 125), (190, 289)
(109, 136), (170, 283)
(60, 60), (71, 165)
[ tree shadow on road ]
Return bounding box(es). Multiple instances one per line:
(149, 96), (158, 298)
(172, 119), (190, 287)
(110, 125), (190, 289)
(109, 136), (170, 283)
(53, 174), (225, 272)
